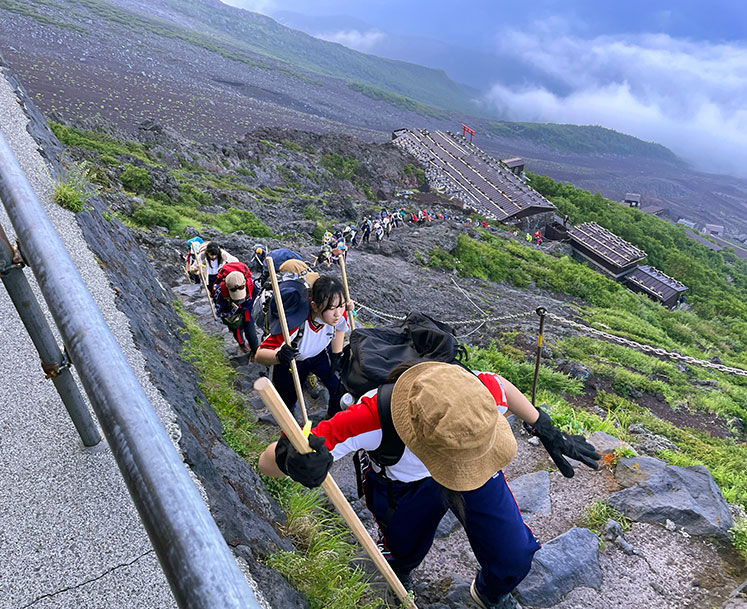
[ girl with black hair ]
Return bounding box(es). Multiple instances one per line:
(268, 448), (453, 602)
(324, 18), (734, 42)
(255, 276), (352, 419)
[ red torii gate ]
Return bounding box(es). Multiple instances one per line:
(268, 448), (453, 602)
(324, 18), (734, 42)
(461, 123), (475, 142)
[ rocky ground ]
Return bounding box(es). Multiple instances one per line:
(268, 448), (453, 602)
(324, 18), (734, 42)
(165, 218), (747, 609)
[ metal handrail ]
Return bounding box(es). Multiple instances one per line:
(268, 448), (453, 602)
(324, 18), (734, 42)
(0, 132), (259, 608)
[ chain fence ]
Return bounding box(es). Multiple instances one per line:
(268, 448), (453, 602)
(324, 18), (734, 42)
(354, 301), (747, 379)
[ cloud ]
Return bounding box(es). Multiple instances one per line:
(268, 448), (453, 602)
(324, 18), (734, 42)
(220, 0), (276, 13)
(314, 29), (386, 52)
(483, 28), (747, 176)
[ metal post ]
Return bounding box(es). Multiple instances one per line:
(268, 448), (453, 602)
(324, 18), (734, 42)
(0, 223), (101, 446)
(531, 307), (546, 406)
(0, 132), (259, 608)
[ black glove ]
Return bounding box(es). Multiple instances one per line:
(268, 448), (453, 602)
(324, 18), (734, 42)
(275, 434), (333, 488)
(526, 409), (601, 478)
(276, 343), (299, 366)
(329, 351), (343, 375)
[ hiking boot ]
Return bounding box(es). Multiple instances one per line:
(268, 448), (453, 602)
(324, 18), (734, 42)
(470, 579), (520, 609)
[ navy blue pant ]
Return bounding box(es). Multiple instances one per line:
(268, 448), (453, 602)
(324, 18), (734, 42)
(364, 469), (539, 601)
(232, 308), (259, 353)
(272, 350), (341, 417)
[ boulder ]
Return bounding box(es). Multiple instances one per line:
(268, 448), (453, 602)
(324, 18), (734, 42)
(607, 462), (733, 538)
(516, 527), (602, 607)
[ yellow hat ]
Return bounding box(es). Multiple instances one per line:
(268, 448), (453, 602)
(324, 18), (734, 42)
(390, 362), (516, 491)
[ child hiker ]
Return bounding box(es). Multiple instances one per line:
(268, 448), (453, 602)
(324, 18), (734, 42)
(259, 361), (600, 609)
(255, 275), (353, 419)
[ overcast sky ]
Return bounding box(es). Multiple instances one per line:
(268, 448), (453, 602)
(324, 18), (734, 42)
(223, 0), (747, 176)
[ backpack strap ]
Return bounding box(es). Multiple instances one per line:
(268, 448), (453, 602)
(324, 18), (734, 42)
(368, 383), (405, 468)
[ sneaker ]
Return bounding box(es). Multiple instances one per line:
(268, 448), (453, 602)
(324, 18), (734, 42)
(470, 579), (519, 609)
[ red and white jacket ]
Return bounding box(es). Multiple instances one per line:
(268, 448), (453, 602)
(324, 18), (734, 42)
(259, 311), (349, 361)
(311, 370), (509, 483)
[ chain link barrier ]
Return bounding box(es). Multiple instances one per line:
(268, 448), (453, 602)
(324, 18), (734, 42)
(354, 302), (747, 378)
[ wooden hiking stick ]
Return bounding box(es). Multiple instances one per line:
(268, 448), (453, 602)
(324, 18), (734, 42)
(267, 256), (309, 425)
(338, 254), (355, 331)
(254, 377), (417, 608)
(193, 242), (217, 320)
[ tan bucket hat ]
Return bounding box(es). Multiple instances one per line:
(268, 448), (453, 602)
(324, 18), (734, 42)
(390, 362), (516, 491)
(279, 258), (319, 287)
(225, 271), (247, 300)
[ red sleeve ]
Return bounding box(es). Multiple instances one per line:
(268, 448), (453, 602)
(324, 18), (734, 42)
(476, 371), (508, 407)
(312, 393), (380, 452)
(259, 327), (299, 350)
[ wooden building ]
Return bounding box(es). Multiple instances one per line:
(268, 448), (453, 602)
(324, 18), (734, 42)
(501, 157), (525, 176)
(391, 129), (555, 223)
(567, 222), (646, 279)
(623, 265), (687, 309)
(623, 193), (641, 208)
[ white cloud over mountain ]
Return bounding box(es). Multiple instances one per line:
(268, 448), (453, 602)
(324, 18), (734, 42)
(314, 29), (386, 52)
(483, 28), (747, 175)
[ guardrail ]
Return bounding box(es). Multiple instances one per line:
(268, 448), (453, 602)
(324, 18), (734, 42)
(0, 131), (260, 608)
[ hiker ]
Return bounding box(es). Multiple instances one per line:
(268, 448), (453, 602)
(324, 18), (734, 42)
(249, 243), (267, 277)
(361, 218), (372, 244)
(252, 258), (319, 339)
(534, 230), (542, 245)
(255, 276), (353, 419)
(184, 236), (204, 284)
(259, 361), (601, 609)
(213, 261), (258, 356)
(191, 241), (238, 294)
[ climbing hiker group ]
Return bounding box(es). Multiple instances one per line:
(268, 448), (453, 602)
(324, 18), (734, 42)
(183, 223), (599, 609)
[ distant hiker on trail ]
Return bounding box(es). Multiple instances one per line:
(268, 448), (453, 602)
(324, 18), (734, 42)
(361, 218), (372, 244)
(534, 229), (542, 245)
(184, 236), (204, 285)
(249, 243), (267, 277)
(259, 361), (601, 609)
(213, 261), (258, 357)
(255, 276), (352, 420)
(191, 241), (238, 294)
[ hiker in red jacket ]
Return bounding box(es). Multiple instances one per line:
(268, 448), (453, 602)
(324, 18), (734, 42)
(213, 261), (258, 356)
(259, 361), (600, 608)
(255, 276), (352, 419)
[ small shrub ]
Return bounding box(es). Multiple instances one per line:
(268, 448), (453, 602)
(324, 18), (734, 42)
(321, 153), (358, 181)
(120, 164), (151, 193)
(52, 161), (99, 212)
(579, 501), (631, 539)
(303, 204), (323, 221)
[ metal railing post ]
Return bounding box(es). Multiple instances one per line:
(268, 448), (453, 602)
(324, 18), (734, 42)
(0, 132), (259, 607)
(0, 222), (101, 446)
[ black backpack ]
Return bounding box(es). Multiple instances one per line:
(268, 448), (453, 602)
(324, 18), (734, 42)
(340, 312), (467, 399)
(340, 312), (468, 469)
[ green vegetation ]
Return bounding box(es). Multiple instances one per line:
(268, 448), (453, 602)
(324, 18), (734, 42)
(120, 164), (151, 193)
(430, 232), (631, 307)
(281, 140), (303, 153)
(348, 83), (449, 119)
(528, 173), (747, 323)
(130, 198), (273, 237)
(485, 122), (681, 162)
(0, 0), (87, 33)
(467, 343), (583, 397)
(579, 501), (631, 541)
(403, 164), (426, 189)
(177, 304), (385, 608)
(49, 122), (155, 165)
(52, 161), (98, 212)
(321, 153), (358, 181)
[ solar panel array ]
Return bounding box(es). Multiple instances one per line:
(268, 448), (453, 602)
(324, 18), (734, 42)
(625, 265), (687, 303)
(568, 222), (646, 269)
(392, 129), (555, 221)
